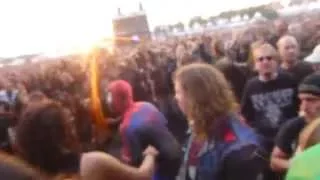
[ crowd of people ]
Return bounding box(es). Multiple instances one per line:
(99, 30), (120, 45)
(0, 12), (319, 180)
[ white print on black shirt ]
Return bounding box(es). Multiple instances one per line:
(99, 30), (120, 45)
(250, 88), (294, 127)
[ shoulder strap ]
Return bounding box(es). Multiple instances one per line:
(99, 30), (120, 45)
(177, 134), (194, 180)
(218, 115), (261, 160)
(229, 114), (260, 145)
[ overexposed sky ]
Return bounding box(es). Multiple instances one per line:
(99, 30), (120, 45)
(0, 0), (274, 57)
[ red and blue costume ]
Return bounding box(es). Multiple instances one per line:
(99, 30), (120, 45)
(107, 80), (182, 180)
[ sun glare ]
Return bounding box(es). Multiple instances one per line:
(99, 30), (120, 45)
(0, 0), (277, 57)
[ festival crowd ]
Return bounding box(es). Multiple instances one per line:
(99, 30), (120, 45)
(0, 12), (320, 180)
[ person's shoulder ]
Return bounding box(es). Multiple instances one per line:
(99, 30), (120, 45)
(297, 61), (313, 68)
(135, 102), (159, 113)
(277, 117), (306, 139)
(241, 76), (261, 95)
(281, 117), (305, 129)
(292, 61), (314, 77)
(139, 102), (156, 108)
(80, 152), (124, 180)
(133, 102), (165, 123)
(245, 76), (260, 87)
(80, 152), (117, 171)
(277, 72), (297, 85)
(278, 71), (295, 80)
(81, 151), (110, 162)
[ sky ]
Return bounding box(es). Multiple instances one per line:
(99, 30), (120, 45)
(0, 0), (275, 57)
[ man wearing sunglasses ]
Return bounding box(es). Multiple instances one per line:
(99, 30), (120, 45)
(241, 41), (299, 180)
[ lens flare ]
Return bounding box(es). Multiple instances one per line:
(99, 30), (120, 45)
(87, 36), (141, 140)
(88, 47), (108, 133)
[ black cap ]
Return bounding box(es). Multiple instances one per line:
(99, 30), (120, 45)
(299, 73), (320, 96)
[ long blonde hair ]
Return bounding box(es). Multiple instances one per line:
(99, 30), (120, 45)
(174, 63), (237, 139)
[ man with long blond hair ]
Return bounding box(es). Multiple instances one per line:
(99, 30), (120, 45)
(174, 63), (265, 180)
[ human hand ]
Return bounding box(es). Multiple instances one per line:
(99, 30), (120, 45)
(143, 146), (159, 158)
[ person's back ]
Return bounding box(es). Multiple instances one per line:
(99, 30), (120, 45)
(120, 102), (182, 179)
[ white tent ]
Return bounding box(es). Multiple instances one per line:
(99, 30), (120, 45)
(243, 14), (250, 21)
(231, 15), (242, 22)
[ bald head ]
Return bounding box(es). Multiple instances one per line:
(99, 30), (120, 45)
(277, 35), (300, 65)
(277, 35), (299, 49)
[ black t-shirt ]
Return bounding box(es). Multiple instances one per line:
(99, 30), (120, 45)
(220, 145), (266, 180)
(241, 73), (299, 140)
(279, 61), (314, 84)
(275, 117), (306, 156)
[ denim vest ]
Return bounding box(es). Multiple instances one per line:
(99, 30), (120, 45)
(179, 115), (261, 180)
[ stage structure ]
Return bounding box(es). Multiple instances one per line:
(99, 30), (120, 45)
(112, 3), (151, 46)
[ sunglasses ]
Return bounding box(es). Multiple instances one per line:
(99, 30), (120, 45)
(257, 56), (273, 62)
